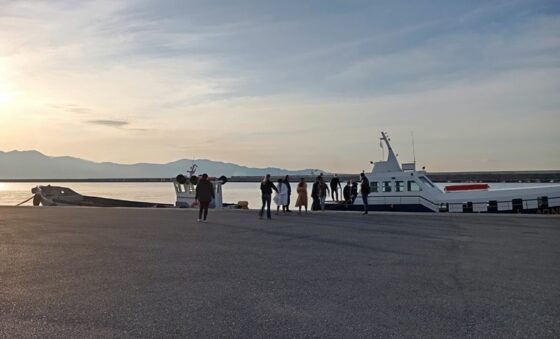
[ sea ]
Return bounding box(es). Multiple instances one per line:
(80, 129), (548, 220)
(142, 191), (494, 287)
(1, 181), (559, 209)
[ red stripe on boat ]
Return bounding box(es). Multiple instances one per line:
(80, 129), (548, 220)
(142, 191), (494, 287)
(444, 184), (490, 192)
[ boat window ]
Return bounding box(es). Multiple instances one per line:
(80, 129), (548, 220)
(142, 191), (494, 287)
(370, 182), (379, 193)
(419, 176), (435, 188)
(462, 202), (473, 213)
(395, 181), (405, 192)
(382, 181), (392, 192)
(407, 181), (421, 192)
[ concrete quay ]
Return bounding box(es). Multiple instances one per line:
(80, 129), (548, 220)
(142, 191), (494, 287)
(1, 207), (559, 338)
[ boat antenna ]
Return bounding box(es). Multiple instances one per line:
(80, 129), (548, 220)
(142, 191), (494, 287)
(188, 156), (198, 177)
(411, 131), (416, 165)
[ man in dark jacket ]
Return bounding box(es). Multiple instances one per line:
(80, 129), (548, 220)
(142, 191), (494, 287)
(318, 177), (329, 211)
(260, 174), (278, 219)
(195, 173), (215, 222)
(351, 181), (358, 204)
(284, 175), (292, 212)
(360, 172), (370, 215)
(330, 174), (342, 201)
(311, 177), (320, 211)
(343, 180), (351, 206)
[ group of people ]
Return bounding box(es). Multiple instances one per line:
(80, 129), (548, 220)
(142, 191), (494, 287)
(259, 172), (371, 219)
(194, 172), (371, 222)
(259, 174), (310, 219)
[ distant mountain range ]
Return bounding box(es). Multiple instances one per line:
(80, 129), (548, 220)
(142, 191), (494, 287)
(0, 150), (324, 179)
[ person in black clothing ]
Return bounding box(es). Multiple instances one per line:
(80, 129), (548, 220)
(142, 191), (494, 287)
(330, 174), (342, 201)
(284, 175), (292, 212)
(360, 172), (370, 215)
(343, 180), (351, 206)
(311, 177), (320, 211)
(259, 174), (278, 219)
(351, 181), (358, 204)
(195, 173), (215, 222)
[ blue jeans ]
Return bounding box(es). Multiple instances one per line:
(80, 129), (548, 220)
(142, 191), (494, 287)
(362, 193), (369, 213)
(260, 193), (272, 218)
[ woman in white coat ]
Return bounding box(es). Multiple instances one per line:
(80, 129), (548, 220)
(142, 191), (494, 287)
(274, 178), (288, 215)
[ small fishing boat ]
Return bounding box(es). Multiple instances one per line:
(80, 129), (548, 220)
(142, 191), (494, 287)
(173, 163), (229, 208)
(327, 132), (560, 214)
(31, 185), (173, 208)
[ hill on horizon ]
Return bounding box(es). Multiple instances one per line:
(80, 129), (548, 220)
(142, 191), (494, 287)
(0, 150), (326, 179)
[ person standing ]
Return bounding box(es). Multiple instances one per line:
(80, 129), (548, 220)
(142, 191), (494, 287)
(318, 176), (330, 211)
(360, 172), (371, 215)
(351, 181), (358, 204)
(330, 174), (342, 201)
(311, 177), (320, 211)
(284, 175), (292, 212)
(274, 178), (288, 215)
(295, 178), (308, 214)
(260, 174), (278, 219)
(343, 180), (351, 206)
(195, 173), (215, 222)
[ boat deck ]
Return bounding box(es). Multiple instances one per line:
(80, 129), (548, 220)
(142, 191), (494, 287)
(1, 207), (559, 337)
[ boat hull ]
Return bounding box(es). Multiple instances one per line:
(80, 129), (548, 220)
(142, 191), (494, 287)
(33, 185), (173, 208)
(325, 202), (560, 214)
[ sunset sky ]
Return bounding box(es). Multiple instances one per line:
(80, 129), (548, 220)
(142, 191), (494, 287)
(1, 0), (559, 173)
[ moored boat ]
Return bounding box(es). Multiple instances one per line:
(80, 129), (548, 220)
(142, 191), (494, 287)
(173, 163), (229, 208)
(31, 185), (173, 208)
(327, 132), (560, 214)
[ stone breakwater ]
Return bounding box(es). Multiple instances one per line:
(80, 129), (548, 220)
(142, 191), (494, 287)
(2, 170), (560, 183)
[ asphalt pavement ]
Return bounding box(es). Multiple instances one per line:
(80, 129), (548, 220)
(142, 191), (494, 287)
(1, 207), (559, 338)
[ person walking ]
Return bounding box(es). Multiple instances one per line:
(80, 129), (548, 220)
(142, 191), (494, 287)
(260, 174), (278, 219)
(284, 175), (292, 212)
(330, 174), (342, 201)
(360, 172), (371, 215)
(311, 177), (320, 211)
(318, 177), (329, 211)
(195, 173), (214, 222)
(274, 178), (288, 215)
(295, 178), (308, 214)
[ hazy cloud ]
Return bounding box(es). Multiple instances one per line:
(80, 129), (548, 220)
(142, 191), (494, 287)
(49, 103), (91, 114)
(0, 0), (559, 171)
(87, 120), (129, 127)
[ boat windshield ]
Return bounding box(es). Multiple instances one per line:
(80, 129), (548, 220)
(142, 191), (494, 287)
(419, 176), (436, 188)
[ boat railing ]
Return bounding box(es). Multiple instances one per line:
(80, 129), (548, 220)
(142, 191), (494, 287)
(373, 194), (560, 211)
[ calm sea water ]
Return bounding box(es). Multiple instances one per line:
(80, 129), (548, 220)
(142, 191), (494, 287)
(1, 181), (559, 209)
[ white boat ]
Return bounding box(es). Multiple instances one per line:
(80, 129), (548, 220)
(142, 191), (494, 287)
(173, 163), (227, 208)
(328, 132), (560, 214)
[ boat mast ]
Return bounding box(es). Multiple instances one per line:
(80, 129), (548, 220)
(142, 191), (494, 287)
(411, 131), (416, 166)
(187, 162), (198, 177)
(380, 132), (399, 163)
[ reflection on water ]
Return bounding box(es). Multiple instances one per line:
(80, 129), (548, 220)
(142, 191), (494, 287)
(1, 181), (558, 209)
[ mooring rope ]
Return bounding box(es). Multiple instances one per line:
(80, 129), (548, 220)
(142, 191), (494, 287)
(16, 196), (35, 206)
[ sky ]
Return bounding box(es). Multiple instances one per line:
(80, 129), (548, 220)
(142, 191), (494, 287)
(0, 0), (559, 173)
